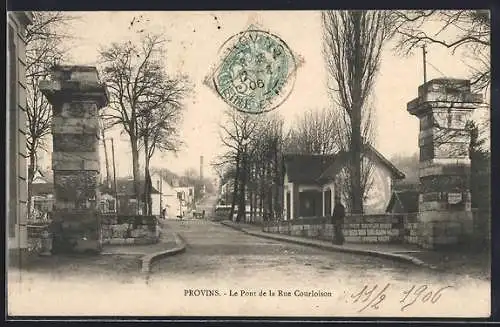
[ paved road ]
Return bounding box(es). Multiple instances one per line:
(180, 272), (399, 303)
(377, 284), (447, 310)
(148, 219), (490, 317)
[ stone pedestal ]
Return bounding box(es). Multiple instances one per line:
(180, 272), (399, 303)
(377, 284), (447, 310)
(407, 78), (482, 249)
(40, 66), (108, 253)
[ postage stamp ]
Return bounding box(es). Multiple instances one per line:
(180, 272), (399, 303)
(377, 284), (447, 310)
(212, 27), (297, 114)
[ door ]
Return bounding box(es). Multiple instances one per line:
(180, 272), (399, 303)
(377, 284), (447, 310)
(286, 192), (290, 220)
(324, 189), (332, 216)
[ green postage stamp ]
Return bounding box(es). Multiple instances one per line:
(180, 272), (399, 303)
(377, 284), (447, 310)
(212, 27), (297, 114)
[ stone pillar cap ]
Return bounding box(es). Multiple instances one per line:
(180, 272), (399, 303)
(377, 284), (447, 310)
(407, 78), (482, 116)
(39, 65), (109, 108)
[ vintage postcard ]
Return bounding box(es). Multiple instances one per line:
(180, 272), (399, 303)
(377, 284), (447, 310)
(6, 10), (491, 318)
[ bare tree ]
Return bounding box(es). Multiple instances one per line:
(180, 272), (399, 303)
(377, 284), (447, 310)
(137, 77), (189, 215)
(25, 12), (75, 219)
(284, 107), (341, 155)
(99, 33), (169, 210)
(322, 10), (391, 214)
(391, 10), (490, 92)
(216, 109), (260, 222)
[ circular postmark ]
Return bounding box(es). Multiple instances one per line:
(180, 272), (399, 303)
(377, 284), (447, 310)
(213, 29), (296, 114)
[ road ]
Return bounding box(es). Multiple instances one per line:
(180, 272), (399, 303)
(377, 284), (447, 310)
(7, 193), (489, 317)
(147, 218), (490, 317)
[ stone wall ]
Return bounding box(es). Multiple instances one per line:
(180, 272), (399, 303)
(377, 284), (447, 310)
(402, 213), (419, 244)
(101, 215), (160, 245)
(263, 214), (414, 244)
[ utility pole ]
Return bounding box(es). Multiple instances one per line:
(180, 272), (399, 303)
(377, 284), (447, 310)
(111, 138), (118, 213)
(159, 174), (163, 216)
(422, 44), (427, 84)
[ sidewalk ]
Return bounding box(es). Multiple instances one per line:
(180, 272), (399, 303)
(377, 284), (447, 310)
(219, 220), (435, 269)
(8, 220), (186, 280)
(103, 219), (186, 274)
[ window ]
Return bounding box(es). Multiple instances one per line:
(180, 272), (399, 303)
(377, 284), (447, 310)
(8, 24), (17, 238)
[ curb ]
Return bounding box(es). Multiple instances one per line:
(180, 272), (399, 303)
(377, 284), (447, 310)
(140, 233), (187, 274)
(219, 221), (436, 270)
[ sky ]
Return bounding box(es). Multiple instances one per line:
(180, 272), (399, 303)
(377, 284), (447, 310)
(37, 11), (488, 180)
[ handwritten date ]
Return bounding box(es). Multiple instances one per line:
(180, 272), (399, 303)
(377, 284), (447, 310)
(349, 284), (452, 313)
(400, 284), (452, 311)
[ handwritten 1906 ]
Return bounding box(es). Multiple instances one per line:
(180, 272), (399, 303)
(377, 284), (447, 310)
(349, 284), (453, 313)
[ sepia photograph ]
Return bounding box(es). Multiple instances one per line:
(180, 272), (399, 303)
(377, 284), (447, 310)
(6, 9), (491, 318)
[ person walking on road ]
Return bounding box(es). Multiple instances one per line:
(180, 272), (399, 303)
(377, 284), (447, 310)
(331, 197), (345, 245)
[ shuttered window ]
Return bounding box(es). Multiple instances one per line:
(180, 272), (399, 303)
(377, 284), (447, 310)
(8, 23), (18, 237)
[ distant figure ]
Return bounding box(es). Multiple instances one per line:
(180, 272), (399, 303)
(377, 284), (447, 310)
(202, 210), (205, 219)
(331, 197), (345, 245)
(161, 208), (166, 219)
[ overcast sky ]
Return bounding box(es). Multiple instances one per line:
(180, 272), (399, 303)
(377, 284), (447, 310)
(39, 11), (487, 179)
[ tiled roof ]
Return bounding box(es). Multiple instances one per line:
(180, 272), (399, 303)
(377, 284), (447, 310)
(32, 183), (54, 196)
(100, 179), (160, 196)
(386, 190), (419, 213)
(283, 154), (337, 183)
(317, 145), (406, 182)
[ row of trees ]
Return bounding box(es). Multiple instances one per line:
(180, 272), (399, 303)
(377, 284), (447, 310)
(213, 10), (491, 221)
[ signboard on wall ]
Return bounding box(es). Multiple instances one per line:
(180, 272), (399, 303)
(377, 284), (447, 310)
(447, 193), (463, 204)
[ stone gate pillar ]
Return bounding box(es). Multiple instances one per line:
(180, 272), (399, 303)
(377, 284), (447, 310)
(40, 66), (108, 253)
(407, 78), (482, 249)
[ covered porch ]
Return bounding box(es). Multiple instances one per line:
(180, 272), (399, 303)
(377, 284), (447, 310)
(284, 182), (337, 220)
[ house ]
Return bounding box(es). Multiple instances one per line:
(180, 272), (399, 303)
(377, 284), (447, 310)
(219, 180), (234, 205)
(31, 181), (55, 221)
(386, 190), (419, 214)
(174, 186), (195, 217)
(101, 178), (161, 216)
(8, 11), (33, 255)
(150, 172), (178, 218)
(283, 145), (405, 219)
(32, 168), (52, 184)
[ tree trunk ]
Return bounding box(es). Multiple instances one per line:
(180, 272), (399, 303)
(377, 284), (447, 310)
(130, 136), (140, 214)
(27, 152), (36, 221)
(349, 11), (364, 214)
(237, 150), (247, 223)
(229, 154), (240, 221)
(143, 138), (149, 215)
(102, 128), (112, 188)
(273, 147), (281, 219)
(267, 159), (273, 220)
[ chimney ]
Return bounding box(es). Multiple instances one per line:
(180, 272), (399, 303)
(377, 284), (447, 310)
(200, 155), (204, 180)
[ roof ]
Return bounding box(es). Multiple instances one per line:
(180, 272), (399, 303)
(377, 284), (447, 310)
(317, 144), (406, 182)
(32, 183), (54, 196)
(100, 179), (160, 196)
(283, 154), (337, 183)
(385, 190), (419, 213)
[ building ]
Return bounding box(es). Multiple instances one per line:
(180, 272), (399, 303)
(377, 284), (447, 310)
(101, 179), (161, 215)
(7, 12), (33, 256)
(283, 145), (405, 220)
(150, 172), (178, 218)
(30, 179), (55, 221)
(385, 190), (419, 214)
(174, 186), (195, 217)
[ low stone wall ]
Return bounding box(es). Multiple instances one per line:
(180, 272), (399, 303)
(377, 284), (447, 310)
(263, 214), (416, 244)
(101, 215), (160, 245)
(214, 207), (231, 221)
(27, 223), (50, 253)
(402, 213), (419, 244)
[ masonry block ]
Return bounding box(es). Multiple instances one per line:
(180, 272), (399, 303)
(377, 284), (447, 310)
(345, 236), (361, 243)
(40, 65), (108, 254)
(377, 236), (390, 242)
